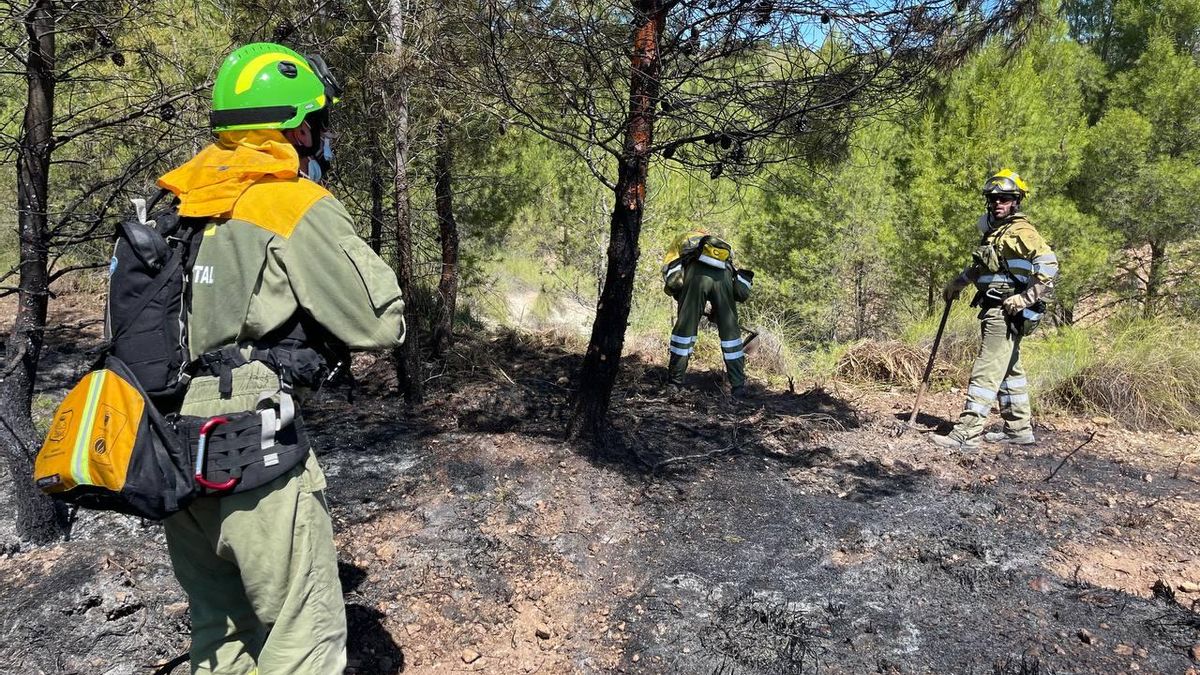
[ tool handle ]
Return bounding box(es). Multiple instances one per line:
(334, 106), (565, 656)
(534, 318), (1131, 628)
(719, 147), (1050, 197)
(194, 416), (238, 492)
(907, 299), (953, 427)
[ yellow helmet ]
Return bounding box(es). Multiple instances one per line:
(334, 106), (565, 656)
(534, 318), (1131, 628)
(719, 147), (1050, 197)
(981, 169), (1029, 200)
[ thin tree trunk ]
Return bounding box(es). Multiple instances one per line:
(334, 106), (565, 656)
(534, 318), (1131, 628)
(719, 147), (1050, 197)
(926, 270), (936, 318)
(569, 0), (665, 441)
(369, 134), (385, 255)
(1, 0), (67, 543)
(391, 85), (423, 403)
(431, 118), (460, 357)
(1144, 239), (1167, 319)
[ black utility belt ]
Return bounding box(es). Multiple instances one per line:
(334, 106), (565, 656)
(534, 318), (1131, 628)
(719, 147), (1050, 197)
(173, 409), (308, 496)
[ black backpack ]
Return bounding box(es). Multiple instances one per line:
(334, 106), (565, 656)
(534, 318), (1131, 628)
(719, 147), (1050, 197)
(103, 191), (205, 408)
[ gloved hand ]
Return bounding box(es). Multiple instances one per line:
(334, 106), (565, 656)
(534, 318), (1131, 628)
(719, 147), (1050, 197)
(1002, 294), (1028, 316)
(943, 276), (968, 302)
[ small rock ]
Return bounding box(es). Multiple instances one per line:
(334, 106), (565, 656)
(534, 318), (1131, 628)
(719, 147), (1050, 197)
(164, 601), (188, 617)
(1092, 416), (1114, 425)
(535, 625), (552, 640)
(1143, 473), (1154, 483)
(1136, 647), (1148, 658)
(1114, 644), (1134, 656)
(1105, 497), (1117, 507)
(1078, 628), (1096, 645)
(632, 654), (641, 663)
(1028, 576), (1052, 593)
(1179, 582), (1200, 593)
(406, 623), (421, 635)
(1101, 526), (1121, 537)
(1191, 644), (1200, 662)
(461, 649), (481, 664)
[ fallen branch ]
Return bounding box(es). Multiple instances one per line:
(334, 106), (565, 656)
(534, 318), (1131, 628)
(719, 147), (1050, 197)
(652, 445), (736, 471)
(1044, 431), (1097, 483)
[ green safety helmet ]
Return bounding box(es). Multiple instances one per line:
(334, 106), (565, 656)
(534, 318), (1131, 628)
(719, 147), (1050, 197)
(210, 42), (342, 132)
(981, 169), (1029, 201)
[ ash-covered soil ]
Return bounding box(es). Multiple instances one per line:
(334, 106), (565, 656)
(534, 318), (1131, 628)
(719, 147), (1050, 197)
(2, 327), (1199, 674)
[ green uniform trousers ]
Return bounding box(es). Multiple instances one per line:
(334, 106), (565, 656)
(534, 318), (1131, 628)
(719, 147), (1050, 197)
(667, 264), (746, 388)
(164, 364), (347, 675)
(952, 306), (1033, 440)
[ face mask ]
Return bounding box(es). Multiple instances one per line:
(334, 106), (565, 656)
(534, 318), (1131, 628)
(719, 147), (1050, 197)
(303, 156), (323, 183)
(300, 134), (334, 183)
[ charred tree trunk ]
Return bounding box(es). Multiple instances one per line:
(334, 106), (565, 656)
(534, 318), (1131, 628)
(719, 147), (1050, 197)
(391, 85), (423, 403)
(369, 132), (385, 255)
(568, 1), (665, 441)
(1144, 239), (1167, 319)
(1, 0), (67, 543)
(431, 118), (460, 357)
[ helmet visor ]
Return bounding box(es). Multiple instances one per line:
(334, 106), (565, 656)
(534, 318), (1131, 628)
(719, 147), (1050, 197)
(983, 176), (1021, 196)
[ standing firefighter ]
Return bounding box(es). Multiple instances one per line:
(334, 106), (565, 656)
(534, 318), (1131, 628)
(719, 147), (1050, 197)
(158, 44), (404, 673)
(662, 229), (754, 396)
(931, 170), (1059, 450)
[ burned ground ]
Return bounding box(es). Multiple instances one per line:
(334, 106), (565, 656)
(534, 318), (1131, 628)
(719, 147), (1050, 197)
(1, 327), (1199, 674)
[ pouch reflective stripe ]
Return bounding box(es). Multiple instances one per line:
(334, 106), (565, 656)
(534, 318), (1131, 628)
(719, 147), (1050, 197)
(698, 254), (727, 268)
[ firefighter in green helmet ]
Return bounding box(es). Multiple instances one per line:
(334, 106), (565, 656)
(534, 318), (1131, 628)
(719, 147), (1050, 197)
(931, 170), (1059, 451)
(158, 44), (405, 673)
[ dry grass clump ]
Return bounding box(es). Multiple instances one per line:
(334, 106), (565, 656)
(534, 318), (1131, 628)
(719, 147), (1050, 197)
(835, 340), (936, 388)
(1038, 321), (1200, 431)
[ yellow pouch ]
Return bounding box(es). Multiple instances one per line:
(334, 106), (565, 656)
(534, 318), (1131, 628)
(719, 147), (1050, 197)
(34, 357), (195, 519)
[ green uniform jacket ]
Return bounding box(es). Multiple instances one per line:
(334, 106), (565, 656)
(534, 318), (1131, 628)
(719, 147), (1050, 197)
(956, 212), (1059, 304)
(186, 176), (406, 358)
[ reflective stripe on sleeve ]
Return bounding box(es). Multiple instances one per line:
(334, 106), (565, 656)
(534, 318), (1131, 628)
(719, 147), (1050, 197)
(1033, 253), (1059, 278)
(968, 385), (996, 402)
(976, 274), (1013, 286)
(722, 350), (744, 361)
(697, 254), (727, 268)
(720, 338), (742, 349)
(1022, 308), (1042, 321)
(1006, 259), (1033, 273)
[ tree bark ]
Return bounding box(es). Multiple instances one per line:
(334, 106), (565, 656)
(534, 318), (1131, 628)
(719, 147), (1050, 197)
(568, 0), (665, 441)
(1144, 239), (1167, 319)
(1, 0), (67, 543)
(391, 85), (423, 403)
(431, 118), (460, 357)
